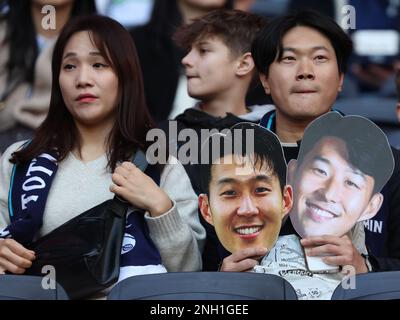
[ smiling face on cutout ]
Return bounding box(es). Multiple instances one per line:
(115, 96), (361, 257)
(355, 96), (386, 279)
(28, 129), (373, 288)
(288, 136), (382, 238)
(199, 154), (292, 253)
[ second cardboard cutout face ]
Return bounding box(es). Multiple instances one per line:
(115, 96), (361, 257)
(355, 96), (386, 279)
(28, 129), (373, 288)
(288, 112), (394, 239)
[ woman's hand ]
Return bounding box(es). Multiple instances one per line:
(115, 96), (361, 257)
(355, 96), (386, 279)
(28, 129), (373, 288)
(110, 162), (172, 217)
(0, 238), (35, 274)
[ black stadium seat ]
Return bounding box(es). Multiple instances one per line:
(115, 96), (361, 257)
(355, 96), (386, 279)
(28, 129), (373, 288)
(331, 271), (400, 300)
(108, 272), (298, 300)
(0, 274), (69, 300)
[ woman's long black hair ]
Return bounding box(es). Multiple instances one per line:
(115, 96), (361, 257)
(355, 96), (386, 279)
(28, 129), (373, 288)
(11, 15), (155, 171)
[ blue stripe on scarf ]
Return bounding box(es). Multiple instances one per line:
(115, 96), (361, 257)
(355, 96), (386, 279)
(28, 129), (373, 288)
(8, 164), (17, 218)
(5, 152), (58, 246)
(121, 209), (162, 267)
(119, 164), (162, 268)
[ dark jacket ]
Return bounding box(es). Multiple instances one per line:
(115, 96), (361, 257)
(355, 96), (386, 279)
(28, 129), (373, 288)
(260, 110), (400, 271)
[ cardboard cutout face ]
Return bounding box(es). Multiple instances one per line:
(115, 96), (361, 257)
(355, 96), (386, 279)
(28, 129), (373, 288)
(288, 112), (394, 239)
(199, 122), (292, 254)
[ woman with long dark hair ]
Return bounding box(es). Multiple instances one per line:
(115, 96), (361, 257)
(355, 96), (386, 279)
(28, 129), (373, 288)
(0, 0), (97, 152)
(0, 15), (204, 297)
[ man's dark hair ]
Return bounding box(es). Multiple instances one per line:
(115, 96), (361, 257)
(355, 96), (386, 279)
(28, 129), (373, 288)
(297, 112), (394, 194)
(199, 122), (287, 195)
(174, 9), (267, 58)
(252, 10), (353, 76)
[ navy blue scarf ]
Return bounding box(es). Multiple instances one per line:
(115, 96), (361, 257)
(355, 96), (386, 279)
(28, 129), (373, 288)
(1, 152), (58, 246)
(0, 151), (164, 273)
(119, 164), (164, 272)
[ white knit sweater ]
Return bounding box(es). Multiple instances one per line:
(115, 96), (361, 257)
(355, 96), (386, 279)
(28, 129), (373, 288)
(0, 141), (205, 272)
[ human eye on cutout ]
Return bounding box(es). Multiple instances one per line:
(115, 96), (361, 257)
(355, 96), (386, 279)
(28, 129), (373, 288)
(344, 179), (360, 190)
(255, 186), (271, 194)
(220, 189), (237, 198)
(311, 160), (329, 177)
(219, 188), (237, 197)
(344, 175), (364, 190)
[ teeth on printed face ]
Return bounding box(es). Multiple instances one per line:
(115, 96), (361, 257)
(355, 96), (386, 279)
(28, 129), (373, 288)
(310, 204), (334, 218)
(235, 226), (261, 235)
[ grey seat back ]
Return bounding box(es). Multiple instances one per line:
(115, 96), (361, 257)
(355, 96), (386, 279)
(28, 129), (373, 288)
(108, 272), (298, 300)
(331, 271), (400, 300)
(0, 274), (69, 300)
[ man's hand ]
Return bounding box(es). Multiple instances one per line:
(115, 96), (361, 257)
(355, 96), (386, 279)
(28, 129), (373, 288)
(301, 235), (368, 274)
(220, 247), (268, 272)
(0, 239), (35, 274)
